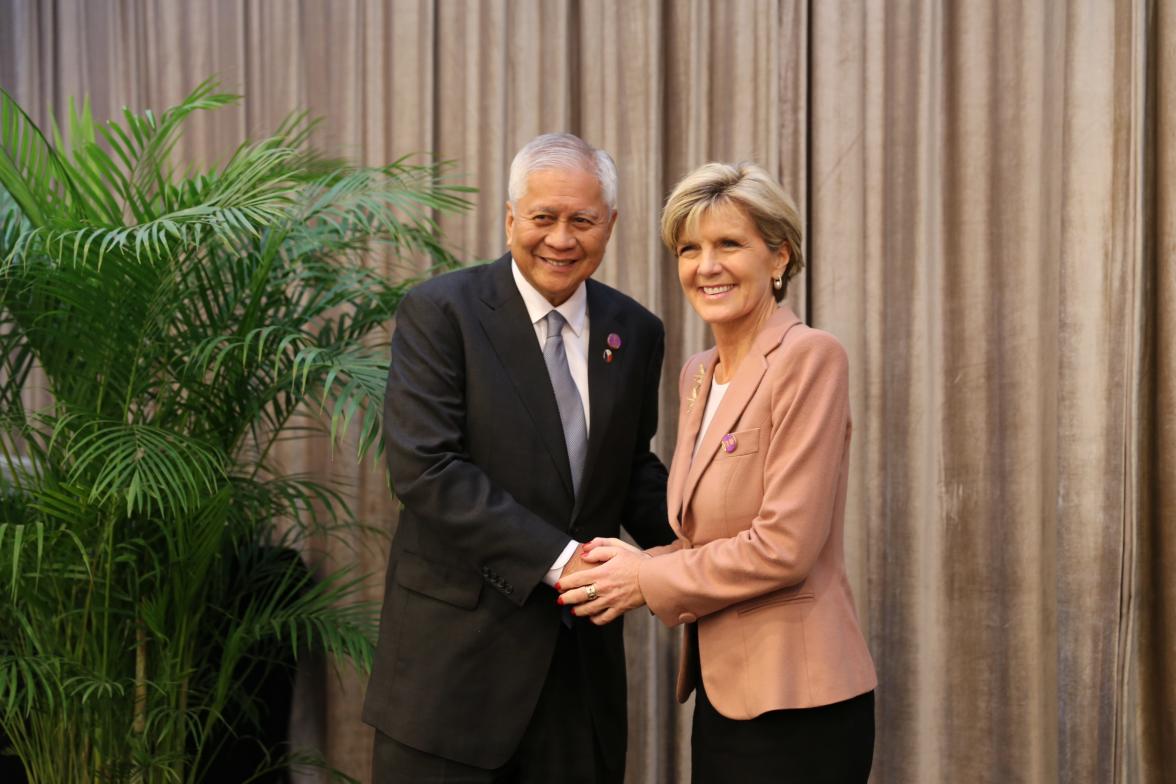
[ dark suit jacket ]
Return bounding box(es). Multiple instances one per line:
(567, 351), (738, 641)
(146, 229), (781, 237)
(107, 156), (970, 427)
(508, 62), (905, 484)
(362, 254), (673, 769)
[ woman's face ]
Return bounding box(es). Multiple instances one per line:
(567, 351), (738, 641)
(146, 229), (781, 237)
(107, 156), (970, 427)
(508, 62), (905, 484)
(675, 202), (788, 334)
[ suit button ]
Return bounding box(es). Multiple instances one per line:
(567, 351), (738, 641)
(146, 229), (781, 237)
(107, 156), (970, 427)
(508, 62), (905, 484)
(678, 613), (697, 624)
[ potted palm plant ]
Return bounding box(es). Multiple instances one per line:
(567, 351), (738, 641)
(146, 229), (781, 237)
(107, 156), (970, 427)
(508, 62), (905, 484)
(0, 80), (470, 782)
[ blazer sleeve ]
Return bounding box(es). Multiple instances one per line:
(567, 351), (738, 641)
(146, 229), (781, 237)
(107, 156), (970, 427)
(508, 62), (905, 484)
(620, 323), (675, 549)
(384, 288), (570, 606)
(638, 330), (850, 626)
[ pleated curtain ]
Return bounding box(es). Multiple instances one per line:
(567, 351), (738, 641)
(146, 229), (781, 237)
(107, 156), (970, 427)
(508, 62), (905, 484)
(1, 1), (1172, 782)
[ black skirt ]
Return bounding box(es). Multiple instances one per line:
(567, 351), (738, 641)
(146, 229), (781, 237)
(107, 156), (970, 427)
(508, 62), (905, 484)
(691, 676), (875, 784)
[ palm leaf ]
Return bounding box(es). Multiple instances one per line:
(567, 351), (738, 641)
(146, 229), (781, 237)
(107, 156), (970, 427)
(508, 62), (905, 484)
(51, 415), (227, 516)
(0, 652), (69, 720)
(0, 89), (71, 226)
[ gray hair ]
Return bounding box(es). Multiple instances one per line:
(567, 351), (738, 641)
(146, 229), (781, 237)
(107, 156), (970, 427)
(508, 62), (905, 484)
(508, 132), (618, 211)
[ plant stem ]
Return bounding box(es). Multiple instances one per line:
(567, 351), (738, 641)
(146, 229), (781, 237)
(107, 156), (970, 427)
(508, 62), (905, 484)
(134, 615), (147, 735)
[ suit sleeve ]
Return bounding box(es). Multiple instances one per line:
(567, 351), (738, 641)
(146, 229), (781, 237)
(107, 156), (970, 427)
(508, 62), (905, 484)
(620, 322), (675, 549)
(638, 331), (850, 625)
(385, 288), (569, 606)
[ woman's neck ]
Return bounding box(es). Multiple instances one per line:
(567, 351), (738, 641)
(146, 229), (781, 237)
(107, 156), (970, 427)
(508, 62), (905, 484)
(710, 301), (778, 384)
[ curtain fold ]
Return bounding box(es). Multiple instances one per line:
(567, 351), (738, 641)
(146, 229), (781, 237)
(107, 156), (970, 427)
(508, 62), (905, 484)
(1, 1), (1171, 781)
(1137, 0), (1176, 780)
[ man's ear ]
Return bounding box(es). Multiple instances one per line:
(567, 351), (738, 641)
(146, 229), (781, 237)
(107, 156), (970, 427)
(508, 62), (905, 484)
(504, 201), (515, 243)
(602, 209), (619, 242)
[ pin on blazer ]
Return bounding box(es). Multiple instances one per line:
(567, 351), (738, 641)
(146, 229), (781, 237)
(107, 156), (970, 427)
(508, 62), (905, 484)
(638, 306), (877, 720)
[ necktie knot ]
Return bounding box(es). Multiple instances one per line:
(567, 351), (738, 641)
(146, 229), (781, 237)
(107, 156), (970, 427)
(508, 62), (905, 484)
(545, 310), (567, 342)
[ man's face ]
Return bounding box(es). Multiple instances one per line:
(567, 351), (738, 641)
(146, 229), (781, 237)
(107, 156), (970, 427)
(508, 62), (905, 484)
(505, 167), (617, 307)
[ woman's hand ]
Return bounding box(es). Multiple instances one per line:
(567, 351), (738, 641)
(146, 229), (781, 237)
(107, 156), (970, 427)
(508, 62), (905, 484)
(581, 536), (644, 557)
(556, 538), (650, 625)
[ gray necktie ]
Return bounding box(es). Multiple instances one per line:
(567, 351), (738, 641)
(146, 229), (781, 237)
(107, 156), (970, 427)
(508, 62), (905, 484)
(543, 310), (588, 497)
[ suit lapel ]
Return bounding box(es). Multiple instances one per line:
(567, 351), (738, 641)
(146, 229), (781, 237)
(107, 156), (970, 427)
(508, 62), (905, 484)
(475, 255), (575, 501)
(572, 281), (619, 521)
(677, 307), (802, 522)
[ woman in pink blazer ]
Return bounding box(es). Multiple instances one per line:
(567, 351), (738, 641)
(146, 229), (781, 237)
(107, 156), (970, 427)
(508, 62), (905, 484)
(558, 162), (876, 782)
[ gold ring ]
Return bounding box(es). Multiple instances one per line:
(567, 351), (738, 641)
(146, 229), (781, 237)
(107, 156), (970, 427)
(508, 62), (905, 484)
(585, 583), (598, 601)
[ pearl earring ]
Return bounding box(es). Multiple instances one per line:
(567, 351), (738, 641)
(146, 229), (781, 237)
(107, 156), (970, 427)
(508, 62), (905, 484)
(772, 276), (783, 291)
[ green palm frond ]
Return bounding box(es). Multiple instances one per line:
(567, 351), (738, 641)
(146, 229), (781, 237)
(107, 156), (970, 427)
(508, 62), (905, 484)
(0, 522), (45, 597)
(4, 488), (95, 581)
(51, 415), (227, 517)
(7, 142), (298, 268)
(72, 78), (237, 219)
(0, 90), (71, 226)
(0, 652), (69, 720)
(290, 160), (472, 265)
(303, 345), (392, 459)
(235, 565), (378, 673)
(63, 668), (130, 706)
(228, 475), (361, 541)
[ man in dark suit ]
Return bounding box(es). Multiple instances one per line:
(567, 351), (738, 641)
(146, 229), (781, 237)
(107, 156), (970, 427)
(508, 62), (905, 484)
(363, 133), (674, 783)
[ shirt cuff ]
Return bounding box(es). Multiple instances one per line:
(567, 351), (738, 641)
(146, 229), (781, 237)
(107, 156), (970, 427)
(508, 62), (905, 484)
(543, 540), (581, 587)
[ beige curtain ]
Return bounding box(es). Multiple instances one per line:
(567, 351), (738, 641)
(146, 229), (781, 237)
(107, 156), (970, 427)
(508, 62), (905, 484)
(2, 1), (1172, 782)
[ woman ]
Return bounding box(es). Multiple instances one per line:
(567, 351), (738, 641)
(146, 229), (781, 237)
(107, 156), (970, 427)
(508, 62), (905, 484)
(557, 162), (876, 782)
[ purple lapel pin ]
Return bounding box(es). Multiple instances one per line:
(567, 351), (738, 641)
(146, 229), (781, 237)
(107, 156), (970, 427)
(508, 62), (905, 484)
(721, 433), (738, 453)
(607, 333), (622, 350)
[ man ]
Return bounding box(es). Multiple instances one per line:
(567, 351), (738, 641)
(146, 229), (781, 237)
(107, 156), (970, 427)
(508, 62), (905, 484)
(363, 133), (674, 783)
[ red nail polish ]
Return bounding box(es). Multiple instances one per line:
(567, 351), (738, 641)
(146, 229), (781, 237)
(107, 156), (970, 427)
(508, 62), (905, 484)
(556, 596), (564, 606)
(555, 582), (562, 591)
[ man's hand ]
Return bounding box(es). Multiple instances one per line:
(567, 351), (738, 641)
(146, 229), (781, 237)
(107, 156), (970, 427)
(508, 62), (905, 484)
(558, 543), (592, 581)
(556, 537), (649, 625)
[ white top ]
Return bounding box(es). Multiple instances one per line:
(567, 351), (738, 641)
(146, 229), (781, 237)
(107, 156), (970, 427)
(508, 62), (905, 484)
(693, 376), (730, 460)
(510, 259), (589, 584)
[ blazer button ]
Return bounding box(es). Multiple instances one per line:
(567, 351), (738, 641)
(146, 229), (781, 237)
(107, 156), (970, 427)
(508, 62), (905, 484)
(678, 612), (697, 624)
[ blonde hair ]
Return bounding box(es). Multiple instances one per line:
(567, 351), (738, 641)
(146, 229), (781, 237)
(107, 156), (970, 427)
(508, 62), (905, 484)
(660, 162), (804, 300)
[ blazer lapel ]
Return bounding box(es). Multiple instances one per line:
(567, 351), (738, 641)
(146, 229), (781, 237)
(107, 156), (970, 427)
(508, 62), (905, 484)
(677, 307), (803, 522)
(668, 349), (716, 535)
(475, 254), (575, 501)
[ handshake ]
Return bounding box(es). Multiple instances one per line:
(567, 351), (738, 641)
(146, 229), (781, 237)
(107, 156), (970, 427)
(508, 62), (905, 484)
(555, 537), (650, 625)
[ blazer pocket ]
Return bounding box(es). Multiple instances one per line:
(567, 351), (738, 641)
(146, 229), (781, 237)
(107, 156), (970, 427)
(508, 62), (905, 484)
(735, 589), (815, 615)
(717, 427), (761, 458)
(719, 428), (764, 524)
(396, 552), (483, 610)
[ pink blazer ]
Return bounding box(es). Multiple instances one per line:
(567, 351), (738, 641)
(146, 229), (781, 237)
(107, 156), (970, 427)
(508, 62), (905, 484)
(638, 306), (877, 719)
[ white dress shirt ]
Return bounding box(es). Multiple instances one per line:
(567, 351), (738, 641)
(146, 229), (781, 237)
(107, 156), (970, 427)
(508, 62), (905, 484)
(510, 260), (589, 584)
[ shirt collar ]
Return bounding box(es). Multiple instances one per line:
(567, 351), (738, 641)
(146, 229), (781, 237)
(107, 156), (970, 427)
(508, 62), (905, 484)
(511, 258), (588, 337)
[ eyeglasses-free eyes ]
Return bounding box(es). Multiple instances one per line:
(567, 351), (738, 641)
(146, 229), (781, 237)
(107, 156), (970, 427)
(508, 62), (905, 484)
(519, 212), (609, 233)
